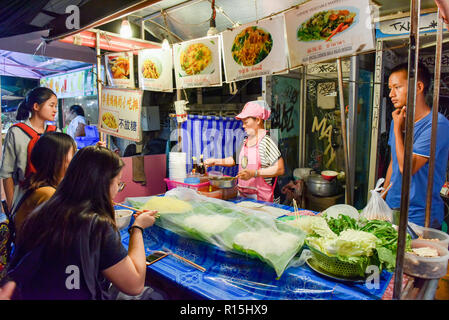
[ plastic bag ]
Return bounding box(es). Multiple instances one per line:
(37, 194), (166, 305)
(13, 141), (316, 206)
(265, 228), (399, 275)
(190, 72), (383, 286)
(360, 178), (393, 222)
(126, 187), (305, 278)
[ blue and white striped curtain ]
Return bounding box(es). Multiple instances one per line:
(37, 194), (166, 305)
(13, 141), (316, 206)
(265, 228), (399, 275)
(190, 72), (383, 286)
(180, 115), (245, 176)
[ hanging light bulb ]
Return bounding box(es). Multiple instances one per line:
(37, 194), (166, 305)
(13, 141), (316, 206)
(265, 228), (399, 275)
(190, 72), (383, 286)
(120, 18), (132, 38)
(162, 38), (170, 50)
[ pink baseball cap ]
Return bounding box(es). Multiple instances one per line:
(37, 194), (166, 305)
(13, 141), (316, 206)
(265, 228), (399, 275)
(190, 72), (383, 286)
(235, 100), (271, 120)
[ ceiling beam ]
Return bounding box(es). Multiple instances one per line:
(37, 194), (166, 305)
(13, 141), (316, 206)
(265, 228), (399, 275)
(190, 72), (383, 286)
(138, 0), (204, 22)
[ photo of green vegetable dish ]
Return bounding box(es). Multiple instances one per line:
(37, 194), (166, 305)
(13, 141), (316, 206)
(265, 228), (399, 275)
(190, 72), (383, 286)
(297, 9), (356, 42)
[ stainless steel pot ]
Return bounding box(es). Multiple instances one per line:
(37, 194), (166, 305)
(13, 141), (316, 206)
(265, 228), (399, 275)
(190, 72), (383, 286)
(306, 174), (338, 197)
(209, 176), (237, 189)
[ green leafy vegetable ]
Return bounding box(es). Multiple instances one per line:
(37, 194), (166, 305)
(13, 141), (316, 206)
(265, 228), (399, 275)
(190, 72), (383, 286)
(324, 214), (360, 235)
(295, 216), (337, 239)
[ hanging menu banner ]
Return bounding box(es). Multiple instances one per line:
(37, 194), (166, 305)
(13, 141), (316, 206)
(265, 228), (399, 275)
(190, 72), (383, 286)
(376, 12), (448, 38)
(99, 87), (143, 141)
(138, 48), (173, 92)
(173, 35), (222, 88)
(40, 69), (85, 98)
(285, 0), (375, 66)
(221, 16), (288, 82)
(105, 52), (135, 89)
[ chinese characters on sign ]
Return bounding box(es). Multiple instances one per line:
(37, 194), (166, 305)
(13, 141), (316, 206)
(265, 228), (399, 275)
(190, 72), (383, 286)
(98, 87), (143, 141)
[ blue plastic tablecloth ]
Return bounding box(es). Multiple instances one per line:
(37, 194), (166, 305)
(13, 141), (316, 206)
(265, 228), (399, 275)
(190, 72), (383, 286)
(118, 197), (393, 300)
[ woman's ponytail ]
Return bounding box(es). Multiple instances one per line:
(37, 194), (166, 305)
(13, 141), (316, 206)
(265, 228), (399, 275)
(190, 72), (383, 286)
(16, 87), (56, 121)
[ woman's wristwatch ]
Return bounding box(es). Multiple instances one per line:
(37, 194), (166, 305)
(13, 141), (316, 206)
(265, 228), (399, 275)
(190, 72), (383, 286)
(254, 169), (258, 177)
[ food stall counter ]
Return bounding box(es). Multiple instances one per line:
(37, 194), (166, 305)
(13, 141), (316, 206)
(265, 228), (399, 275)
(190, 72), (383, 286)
(117, 197), (393, 300)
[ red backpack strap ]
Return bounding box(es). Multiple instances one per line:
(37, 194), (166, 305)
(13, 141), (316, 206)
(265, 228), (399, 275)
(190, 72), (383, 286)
(45, 125), (57, 133)
(12, 123), (41, 177)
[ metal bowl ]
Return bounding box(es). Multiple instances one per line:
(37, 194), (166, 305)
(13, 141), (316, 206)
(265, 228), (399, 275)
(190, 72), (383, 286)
(305, 174), (338, 197)
(209, 176), (237, 189)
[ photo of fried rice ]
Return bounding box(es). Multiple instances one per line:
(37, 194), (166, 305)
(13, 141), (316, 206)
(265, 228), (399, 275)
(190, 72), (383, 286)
(297, 9), (357, 42)
(109, 55), (130, 79)
(142, 58), (161, 79)
(180, 43), (212, 75)
(102, 112), (118, 130)
(231, 26), (273, 66)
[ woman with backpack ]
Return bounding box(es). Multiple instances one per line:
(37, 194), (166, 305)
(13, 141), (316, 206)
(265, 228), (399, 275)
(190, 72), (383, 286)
(0, 87), (58, 212)
(11, 132), (77, 233)
(7, 145), (159, 300)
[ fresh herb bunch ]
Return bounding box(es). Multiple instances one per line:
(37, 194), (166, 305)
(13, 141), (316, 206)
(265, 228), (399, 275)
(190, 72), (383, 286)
(324, 213), (360, 235)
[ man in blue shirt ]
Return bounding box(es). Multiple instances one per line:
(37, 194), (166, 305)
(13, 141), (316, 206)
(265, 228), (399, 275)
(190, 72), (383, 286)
(384, 62), (449, 229)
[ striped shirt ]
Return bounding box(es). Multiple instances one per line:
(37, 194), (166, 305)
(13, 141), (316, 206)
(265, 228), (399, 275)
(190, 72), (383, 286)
(234, 135), (281, 186)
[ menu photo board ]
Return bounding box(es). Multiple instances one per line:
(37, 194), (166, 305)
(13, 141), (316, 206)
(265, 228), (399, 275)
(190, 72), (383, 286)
(40, 69), (85, 98)
(285, 0), (375, 66)
(221, 15), (288, 82)
(173, 35), (222, 89)
(138, 48), (173, 92)
(99, 87), (143, 141)
(105, 52), (135, 89)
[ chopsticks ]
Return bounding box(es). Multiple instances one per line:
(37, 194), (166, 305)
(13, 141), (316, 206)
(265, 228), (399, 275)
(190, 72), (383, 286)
(292, 199), (299, 220)
(113, 202), (160, 219)
(171, 253), (206, 272)
(146, 249), (206, 272)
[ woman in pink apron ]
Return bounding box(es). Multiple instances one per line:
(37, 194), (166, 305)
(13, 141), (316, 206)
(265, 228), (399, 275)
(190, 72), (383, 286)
(204, 100), (284, 202)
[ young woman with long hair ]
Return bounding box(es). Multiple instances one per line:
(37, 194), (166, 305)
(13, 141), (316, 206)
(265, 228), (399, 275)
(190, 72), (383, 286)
(11, 132), (77, 233)
(8, 146), (157, 300)
(0, 87), (58, 211)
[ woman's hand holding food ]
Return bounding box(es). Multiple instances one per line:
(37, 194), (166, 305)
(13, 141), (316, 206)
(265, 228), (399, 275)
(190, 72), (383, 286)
(132, 210), (158, 229)
(237, 169), (256, 180)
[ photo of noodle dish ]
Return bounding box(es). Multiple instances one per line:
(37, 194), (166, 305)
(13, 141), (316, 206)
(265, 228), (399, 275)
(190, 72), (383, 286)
(108, 55), (130, 79)
(231, 26), (273, 66)
(142, 58), (162, 79)
(180, 43), (212, 76)
(101, 111), (119, 131)
(297, 9), (357, 42)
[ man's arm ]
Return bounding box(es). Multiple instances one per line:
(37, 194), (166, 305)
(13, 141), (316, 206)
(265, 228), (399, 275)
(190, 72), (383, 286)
(382, 160), (393, 199)
(394, 125), (429, 175)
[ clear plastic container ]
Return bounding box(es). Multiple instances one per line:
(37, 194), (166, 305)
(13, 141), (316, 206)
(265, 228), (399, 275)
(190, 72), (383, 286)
(208, 170), (223, 178)
(413, 226), (449, 249)
(404, 240), (449, 279)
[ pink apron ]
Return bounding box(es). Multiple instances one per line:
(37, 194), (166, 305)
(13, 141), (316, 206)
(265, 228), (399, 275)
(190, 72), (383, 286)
(238, 130), (276, 202)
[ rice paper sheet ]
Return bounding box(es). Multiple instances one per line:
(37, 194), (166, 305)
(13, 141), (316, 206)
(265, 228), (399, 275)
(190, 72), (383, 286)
(126, 187), (305, 278)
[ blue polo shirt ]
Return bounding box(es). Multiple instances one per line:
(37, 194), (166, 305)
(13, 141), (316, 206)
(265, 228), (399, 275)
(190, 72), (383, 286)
(386, 111), (449, 227)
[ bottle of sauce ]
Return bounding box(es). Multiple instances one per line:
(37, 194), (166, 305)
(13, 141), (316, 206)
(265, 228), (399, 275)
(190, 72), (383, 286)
(199, 154), (205, 175)
(192, 156), (198, 174)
